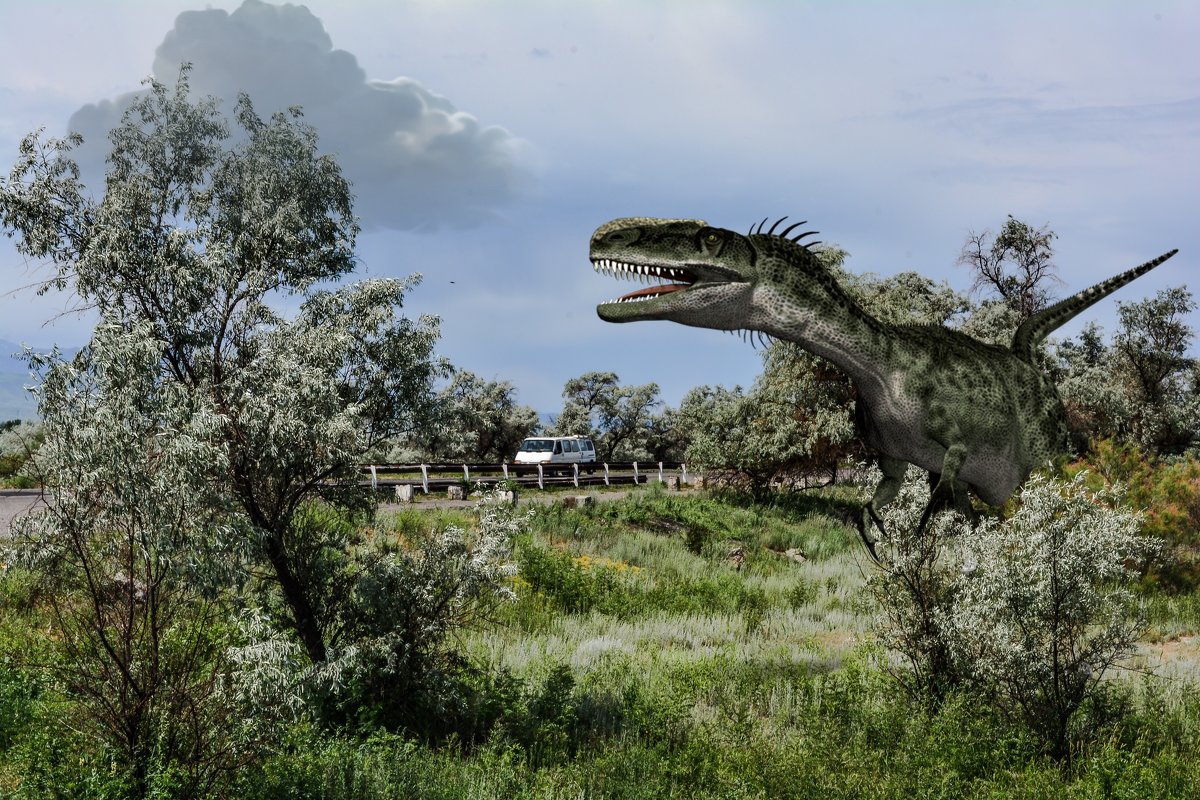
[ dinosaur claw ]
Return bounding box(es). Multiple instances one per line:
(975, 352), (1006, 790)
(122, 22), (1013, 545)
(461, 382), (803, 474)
(856, 507), (883, 563)
(863, 536), (880, 563)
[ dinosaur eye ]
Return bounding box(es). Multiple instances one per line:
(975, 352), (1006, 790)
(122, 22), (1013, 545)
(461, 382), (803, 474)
(699, 228), (725, 254)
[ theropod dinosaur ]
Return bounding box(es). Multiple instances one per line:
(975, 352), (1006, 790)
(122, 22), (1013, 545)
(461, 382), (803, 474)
(588, 216), (1178, 551)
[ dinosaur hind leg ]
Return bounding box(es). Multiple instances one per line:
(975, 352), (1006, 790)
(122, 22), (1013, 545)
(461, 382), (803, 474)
(858, 455), (908, 557)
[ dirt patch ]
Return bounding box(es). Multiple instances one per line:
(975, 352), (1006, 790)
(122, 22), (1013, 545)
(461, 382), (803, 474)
(1137, 635), (1200, 672)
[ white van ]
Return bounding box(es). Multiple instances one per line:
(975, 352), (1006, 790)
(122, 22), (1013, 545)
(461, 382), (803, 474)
(513, 436), (597, 474)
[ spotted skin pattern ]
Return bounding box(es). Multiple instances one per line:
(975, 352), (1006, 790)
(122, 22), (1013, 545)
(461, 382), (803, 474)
(589, 217), (1178, 548)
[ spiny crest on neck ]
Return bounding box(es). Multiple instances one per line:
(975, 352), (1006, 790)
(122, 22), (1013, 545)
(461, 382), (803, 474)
(749, 216), (822, 249)
(753, 218), (891, 339)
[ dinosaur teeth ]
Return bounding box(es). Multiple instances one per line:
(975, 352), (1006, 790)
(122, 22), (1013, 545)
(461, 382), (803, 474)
(591, 259), (696, 295)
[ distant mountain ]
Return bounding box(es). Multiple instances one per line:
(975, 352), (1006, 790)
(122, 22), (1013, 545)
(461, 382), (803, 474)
(0, 340), (76, 421)
(0, 341), (31, 375)
(0, 373), (37, 421)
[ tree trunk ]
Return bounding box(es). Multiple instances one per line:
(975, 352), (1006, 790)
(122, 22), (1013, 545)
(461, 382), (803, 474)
(262, 530), (328, 664)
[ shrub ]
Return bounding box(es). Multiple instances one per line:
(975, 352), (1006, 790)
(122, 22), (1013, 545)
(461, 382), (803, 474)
(227, 488), (525, 738)
(4, 323), (249, 798)
(1063, 439), (1200, 589)
(515, 539), (628, 616)
(947, 472), (1156, 761)
(0, 420), (42, 489)
(871, 471), (1157, 761)
(1065, 439), (1200, 544)
(867, 476), (967, 705)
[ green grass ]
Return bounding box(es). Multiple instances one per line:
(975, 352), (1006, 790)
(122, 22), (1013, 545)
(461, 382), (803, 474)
(5, 484), (1200, 799)
(235, 667), (1200, 800)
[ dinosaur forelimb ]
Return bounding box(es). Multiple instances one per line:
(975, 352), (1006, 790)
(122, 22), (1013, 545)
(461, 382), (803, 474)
(918, 443), (971, 534)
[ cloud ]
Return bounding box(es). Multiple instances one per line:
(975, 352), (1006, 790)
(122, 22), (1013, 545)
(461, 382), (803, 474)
(901, 96), (1200, 149)
(65, 0), (531, 231)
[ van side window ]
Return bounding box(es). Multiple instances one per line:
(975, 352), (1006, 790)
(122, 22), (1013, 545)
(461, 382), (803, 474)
(566, 440), (578, 453)
(553, 442), (562, 454)
(582, 441), (594, 452)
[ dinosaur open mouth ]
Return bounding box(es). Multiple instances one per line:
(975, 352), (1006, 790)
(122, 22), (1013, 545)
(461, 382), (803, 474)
(592, 258), (696, 304)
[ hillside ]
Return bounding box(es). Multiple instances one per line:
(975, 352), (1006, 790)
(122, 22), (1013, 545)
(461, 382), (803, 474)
(0, 373), (37, 422)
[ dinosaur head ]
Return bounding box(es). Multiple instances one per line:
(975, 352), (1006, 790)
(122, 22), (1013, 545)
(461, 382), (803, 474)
(590, 217), (759, 330)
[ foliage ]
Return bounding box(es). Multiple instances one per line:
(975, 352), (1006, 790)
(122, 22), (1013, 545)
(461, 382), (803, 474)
(1054, 321), (1136, 446)
(837, 263), (971, 328)
(4, 481), (1200, 797)
(227, 489), (525, 737)
(870, 470), (1158, 761)
(0, 419), (41, 488)
(1054, 287), (1200, 456)
(1113, 287), (1199, 453)
(640, 404), (690, 463)
(866, 475), (966, 705)
(1062, 439), (1200, 590)
(680, 345), (859, 495)
(232, 664), (1200, 800)
(0, 69), (443, 671)
(957, 214), (1060, 320)
(4, 321), (248, 796)
(948, 473), (1157, 761)
(389, 368), (540, 463)
(549, 371), (662, 461)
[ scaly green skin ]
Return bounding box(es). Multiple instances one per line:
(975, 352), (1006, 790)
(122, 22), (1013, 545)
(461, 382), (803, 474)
(589, 217), (1178, 547)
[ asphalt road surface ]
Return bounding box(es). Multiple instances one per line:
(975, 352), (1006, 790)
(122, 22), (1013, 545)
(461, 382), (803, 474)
(0, 490), (43, 536)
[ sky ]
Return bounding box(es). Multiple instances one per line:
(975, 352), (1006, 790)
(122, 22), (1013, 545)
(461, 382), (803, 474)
(0, 0), (1197, 416)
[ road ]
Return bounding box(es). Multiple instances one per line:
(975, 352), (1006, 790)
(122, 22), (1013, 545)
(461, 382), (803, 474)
(0, 490), (43, 536)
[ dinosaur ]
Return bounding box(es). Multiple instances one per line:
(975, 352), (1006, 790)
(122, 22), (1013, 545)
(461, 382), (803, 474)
(588, 216), (1178, 552)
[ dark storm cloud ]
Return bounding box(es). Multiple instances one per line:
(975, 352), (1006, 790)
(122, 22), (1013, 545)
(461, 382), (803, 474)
(66, 0), (530, 231)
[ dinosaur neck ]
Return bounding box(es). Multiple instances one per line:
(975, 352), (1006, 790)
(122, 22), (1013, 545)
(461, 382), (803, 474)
(753, 269), (893, 392)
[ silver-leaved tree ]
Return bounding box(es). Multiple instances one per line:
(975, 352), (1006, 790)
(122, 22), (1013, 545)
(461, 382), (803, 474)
(869, 471), (1156, 762)
(1, 71), (442, 668)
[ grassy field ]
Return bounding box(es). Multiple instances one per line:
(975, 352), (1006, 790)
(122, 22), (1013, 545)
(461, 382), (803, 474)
(258, 485), (1200, 798)
(4, 483), (1200, 798)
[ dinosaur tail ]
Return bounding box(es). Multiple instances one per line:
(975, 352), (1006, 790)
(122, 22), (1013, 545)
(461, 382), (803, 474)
(1010, 248), (1178, 362)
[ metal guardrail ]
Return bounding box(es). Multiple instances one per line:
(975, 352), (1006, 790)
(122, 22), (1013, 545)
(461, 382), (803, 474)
(358, 461), (688, 495)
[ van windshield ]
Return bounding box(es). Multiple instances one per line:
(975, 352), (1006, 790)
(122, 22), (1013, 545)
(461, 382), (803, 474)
(519, 439), (555, 453)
